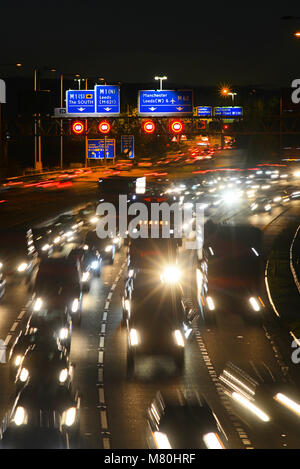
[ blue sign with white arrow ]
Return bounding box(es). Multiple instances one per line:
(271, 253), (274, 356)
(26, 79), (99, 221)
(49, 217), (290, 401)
(66, 90), (95, 114)
(138, 90), (193, 116)
(95, 85), (120, 115)
(88, 139), (115, 159)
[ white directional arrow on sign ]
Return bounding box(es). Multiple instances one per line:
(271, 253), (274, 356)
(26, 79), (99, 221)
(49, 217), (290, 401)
(78, 107), (85, 112)
(176, 107), (184, 111)
(104, 107), (112, 111)
(149, 107), (156, 111)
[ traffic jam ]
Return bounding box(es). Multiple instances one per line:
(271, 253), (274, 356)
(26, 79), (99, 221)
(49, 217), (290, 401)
(0, 164), (300, 449)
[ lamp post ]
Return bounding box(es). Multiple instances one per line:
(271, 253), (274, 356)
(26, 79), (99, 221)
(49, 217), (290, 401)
(154, 75), (167, 91)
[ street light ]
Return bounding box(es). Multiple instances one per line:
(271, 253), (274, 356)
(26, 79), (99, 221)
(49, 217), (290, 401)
(220, 86), (237, 103)
(154, 75), (167, 91)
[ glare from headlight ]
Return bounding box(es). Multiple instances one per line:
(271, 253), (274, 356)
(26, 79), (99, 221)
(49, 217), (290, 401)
(59, 368), (68, 383)
(161, 265), (181, 284)
(71, 298), (79, 313)
(83, 244), (89, 250)
(105, 245), (113, 252)
(59, 327), (69, 340)
(14, 406), (27, 426)
(274, 393), (300, 416)
(174, 329), (185, 347)
(231, 392), (270, 422)
(0, 262), (3, 270)
(206, 296), (215, 311)
(64, 407), (77, 427)
(124, 299), (131, 316)
(90, 216), (98, 224)
(15, 355), (22, 367)
(42, 244), (50, 251)
(54, 236), (61, 244)
(91, 260), (99, 269)
(129, 328), (139, 346)
(17, 263), (28, 272)
(203, 432), (225, 449)
(153, 431), (172, 449)
(113, 237), (120, 244)
(249, 297), (260, 312)
(33, 297), (43, 312)
(64, 231), (73, 238)
(82, 272), (90, 282)
(264, 204), (272, 212)
(19, 367), (29, 382)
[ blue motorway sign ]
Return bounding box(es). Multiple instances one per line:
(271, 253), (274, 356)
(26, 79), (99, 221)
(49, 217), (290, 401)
(121, 135), (134, 158)
(196, 106), (212, 117)
(95, 85), (120, 114)
(66, 90), (95, 114)
(138, 90), (193, 116)
(214, 106), (243, 117)
(88, 139), (115, 159)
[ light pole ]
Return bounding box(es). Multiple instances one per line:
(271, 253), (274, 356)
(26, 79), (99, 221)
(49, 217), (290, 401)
(154, 75), (167, 90)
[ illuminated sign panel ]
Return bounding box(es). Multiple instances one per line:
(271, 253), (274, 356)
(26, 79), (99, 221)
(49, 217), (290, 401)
(196, 106), (212, 117)
(214, 106), (243, 117)
(138, 90), (193, 116)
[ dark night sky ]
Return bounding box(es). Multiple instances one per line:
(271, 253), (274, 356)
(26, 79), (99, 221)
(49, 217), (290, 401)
(1, 1), (300, 87)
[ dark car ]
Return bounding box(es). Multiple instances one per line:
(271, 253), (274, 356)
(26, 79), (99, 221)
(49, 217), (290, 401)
(147, 392), (228, 449)
(32, 227), (54, 258)
(0, 228), (38, 282)
(68, 246), (102, 291)
(33, 258), (82, 325)
(84, 230), (115, 264)
(14, 337), (72, 390)
(0, 383), (80, 449)
(124, 270), (192, 375)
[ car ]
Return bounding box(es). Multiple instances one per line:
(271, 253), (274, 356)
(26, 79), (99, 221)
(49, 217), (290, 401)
(32, 227), (54, 258)
(29, 307), (73, 351)
(146, 391), (228, 449)
(0, 383), (80, 448)
(84, 230), (115, 264)
(124, 266), (192, 375)
(0, 228), (38, 282)
(14, 337), (72, 390)
(32, 258), (82, 325)
(68, 246), (102, 291)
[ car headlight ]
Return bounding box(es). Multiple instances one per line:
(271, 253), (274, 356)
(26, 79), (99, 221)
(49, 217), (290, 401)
(90, 216), (98, 224)
(59, 327), (69, 340)
(153, 431), (172, 449)
(33, 297), (43, 312)
(206, 296), (215, 311)
(129, 328), (139, 346)
(59, 368), (69, 383)
(105, 245), (113, 253)
(113, 237), (120, 244)
(63, 407), (77, 427)
(264, 204), (272, 211)
(41, 244), (50, 252)
(174, 329), (185, 347)
(0, 262), (3, 270)
(82, 271), (90, 282)
(161, 265), (181, 284)
(249, 297), (260, 312)
(17, 262), (28, 272)
(15, 355), (22, 367)
(91, 260), (99, 269)
(203, 432), (225, 449)
(54, 236), (61, 244)
(71, 298), (79, 313)
(83, 244), (89, 251)
(13, 406), (28, 426)
(19, 367), (29, 382)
